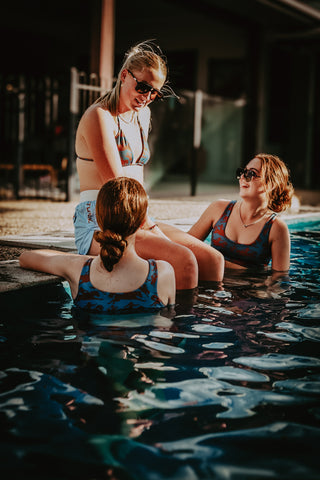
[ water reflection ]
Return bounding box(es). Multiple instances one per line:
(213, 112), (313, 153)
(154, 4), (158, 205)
(0, 227), (319, 479)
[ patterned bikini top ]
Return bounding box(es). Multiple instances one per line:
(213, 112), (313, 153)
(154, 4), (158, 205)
(74, 258), (165, 314)
(211, 201), (277, 268)
(115, 115), (150, 166)
(76, 114), (150, 166)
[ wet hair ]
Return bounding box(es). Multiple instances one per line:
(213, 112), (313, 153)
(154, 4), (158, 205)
(254, 153), (294, 213)
(96, 40), (174, 114)
(93, 177), (148, 272)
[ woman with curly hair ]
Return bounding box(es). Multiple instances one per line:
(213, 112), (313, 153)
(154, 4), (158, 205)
(19, 177), (175, 314)
(188, 154), (294, 271)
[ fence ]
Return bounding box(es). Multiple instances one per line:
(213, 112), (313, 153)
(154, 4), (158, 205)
(0, 73), (71, 199)
(0, 68), (245, 200)
(0, 69), (106, 200)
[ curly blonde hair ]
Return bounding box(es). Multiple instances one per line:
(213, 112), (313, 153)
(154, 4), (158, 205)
(254, 153), (294, 213)
(94, 177), (148, 271)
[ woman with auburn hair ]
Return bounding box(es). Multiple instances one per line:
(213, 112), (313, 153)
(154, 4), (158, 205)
(20, 177), (175, 314)
(73, 40), (224, 290)
(188, 154), (294, 272)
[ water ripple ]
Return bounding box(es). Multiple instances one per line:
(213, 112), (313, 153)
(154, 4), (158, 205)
(276, 322), (320, 342)
(134, 335), (185, 354)
(234, 353), (320, 370)
(257, 331), (301, 342)
(199, 366), (269, 383)
(202, 342), (234, 349)
(296, 304), (320, 319)
(274, 374), (320, 396)
(191, 325), (233, 334)
(118, 377), (313, 418)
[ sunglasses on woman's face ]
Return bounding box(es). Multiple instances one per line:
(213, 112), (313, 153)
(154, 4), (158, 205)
(127, 69), (163, 100)
(236, 167), (261, 181)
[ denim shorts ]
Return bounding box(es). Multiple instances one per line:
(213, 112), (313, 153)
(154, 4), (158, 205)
(73, 200), (99, 254)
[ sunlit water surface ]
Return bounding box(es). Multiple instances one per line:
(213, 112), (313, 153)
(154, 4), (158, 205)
(1, 217), (319, 479)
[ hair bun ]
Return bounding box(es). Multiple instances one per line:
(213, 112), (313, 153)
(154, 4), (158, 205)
(94, 229), (127, 272)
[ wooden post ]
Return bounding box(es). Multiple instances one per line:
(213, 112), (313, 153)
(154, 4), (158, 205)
(99, 0), (115, 90)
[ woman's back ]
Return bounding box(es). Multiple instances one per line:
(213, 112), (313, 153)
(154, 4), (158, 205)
(74, 257), (165, 313)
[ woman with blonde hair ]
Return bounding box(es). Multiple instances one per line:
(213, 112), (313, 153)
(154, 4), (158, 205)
(188, 154), (294, 271)
(73, 40), (224, 290)
(20, 177), (175, 313)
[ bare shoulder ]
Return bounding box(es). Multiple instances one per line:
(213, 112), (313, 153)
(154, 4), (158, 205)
(65, 253), (92, 267)
(270, 215), (290, 239)
(188, 198), (232, 239)
(81, 103), (114, 127)
(205, 198), (232, 217)
(156, 259), (175, 278)
(52, 253), (93, 283)
(212, 198), (232, 209)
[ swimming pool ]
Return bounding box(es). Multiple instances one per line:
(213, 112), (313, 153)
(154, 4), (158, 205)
(1, 216), (320, 479)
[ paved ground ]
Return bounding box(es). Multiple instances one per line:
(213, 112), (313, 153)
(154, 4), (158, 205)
(0, 197), (213, 260)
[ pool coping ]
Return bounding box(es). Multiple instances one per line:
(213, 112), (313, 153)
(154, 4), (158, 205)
(1, 211), (319, 294)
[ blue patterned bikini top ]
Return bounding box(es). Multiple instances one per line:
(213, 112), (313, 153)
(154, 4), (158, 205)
(74, 258), (165, 314)
(77, 115), (150, 166)
(211, 201), (276, 268)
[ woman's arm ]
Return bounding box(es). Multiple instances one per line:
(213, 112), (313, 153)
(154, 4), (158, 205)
(188, 200), (226, 241)
(20, 249), (68, 276)
(81, 106), (124, 181)
(269, 219), (291, 272)
(19, 250), (86, 280)
(19, 250), (89, 299)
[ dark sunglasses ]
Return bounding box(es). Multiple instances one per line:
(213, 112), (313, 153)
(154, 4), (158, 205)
(127, 69), (163, 100)
(236, 167), (261, 181)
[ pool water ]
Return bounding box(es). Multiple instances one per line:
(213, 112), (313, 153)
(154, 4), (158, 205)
(1, 217), (320, 479)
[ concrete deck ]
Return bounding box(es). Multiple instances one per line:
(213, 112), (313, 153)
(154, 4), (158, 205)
(0, 259), (63, 293)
